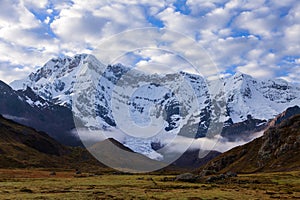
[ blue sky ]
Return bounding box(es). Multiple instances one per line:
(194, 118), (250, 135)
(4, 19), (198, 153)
(0, 0), (299, 83)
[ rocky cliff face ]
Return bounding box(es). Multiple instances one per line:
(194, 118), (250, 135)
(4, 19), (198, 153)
(258, 111), (300, 168)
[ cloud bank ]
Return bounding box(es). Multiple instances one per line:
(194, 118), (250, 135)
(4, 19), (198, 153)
(0, 0), (299, 83)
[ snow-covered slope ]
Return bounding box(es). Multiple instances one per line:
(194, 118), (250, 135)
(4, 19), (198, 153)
(11, 54), (89, 108)
(9, 54), (300, 158)
(11, 54), (300, 124)
(224, 72), (300, 123)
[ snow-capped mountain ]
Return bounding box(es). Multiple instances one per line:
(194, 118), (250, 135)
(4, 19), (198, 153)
(11, 54), (89, 108)
(9, 54), (300, 158)
(10, 54), (300, 124)
(224, 72), (300, 123)
(0, 81), (80, 146)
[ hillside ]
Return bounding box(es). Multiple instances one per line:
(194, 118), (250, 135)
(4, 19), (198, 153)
(200, 113), (300, 173)
(0, 114), (104, 170)
(0, 113), (217, 172)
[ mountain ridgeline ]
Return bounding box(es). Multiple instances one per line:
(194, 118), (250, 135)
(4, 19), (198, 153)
(3, 54), (300, 156)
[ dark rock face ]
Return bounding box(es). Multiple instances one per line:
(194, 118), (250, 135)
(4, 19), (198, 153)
(221, 116), (267, 142)
(172, 149), (221, 169)
(258, 113), (300, 167)
(196, 106), (211, 138)
(270, 105), (300, 126)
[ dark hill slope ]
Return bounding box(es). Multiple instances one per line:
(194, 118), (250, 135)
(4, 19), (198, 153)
(200, 113), (300, 173)
(0, 114), (104, 170)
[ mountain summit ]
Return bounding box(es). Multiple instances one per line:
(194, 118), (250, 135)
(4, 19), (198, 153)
(10, 54), (300, 124)
(7, 54), (300, 158)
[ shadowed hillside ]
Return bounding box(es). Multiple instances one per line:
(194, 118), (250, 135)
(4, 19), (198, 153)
(0, 114), (105, 170)
(200, 113), (300, 173)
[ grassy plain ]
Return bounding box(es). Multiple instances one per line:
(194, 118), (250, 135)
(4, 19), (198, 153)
(0, 169), (299, 199)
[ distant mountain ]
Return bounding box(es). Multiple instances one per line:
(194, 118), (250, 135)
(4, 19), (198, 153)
(0, 81), (80, 146)
(11, 55), (300, 125)
(0, 114), (104, 169)
(89, 138), (166, 173)
(199, 106), (300, 173)
(221, 116), (267, 142)
(8, 54), (300, 158)
(172, 149), (221, 169)
(10, 54), (88, 108)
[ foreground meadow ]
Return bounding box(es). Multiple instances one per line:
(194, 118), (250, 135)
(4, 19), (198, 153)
(0, 169), (299, 199)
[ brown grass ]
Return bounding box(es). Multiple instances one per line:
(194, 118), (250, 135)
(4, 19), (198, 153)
(0, 169), (299, 199)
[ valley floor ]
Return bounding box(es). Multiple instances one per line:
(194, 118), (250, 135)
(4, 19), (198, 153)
(0, 169), (299, 199)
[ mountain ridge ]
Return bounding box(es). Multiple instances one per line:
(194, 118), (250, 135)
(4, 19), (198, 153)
(10, 54), (300, 124)
(5, 54), (300, 158)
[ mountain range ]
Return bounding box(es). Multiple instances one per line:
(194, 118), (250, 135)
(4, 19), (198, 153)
(2, 54), (300, 159)
(1, 98), (299, 173)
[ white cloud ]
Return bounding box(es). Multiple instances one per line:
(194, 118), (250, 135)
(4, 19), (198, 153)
(233, 10), (276, 38)
(280, 65), (300, 83)
(0, 0), (299, 83)
(0, 0), (60, 83)
(163, 130), (264, 155)
(0, 62), (34, 84)
(44, 16), (51, 24)
(2, 114), (28, 122)
(236, 62), (275, 79)
(21, 0), (48, 10)
(0, 0), (40, 29)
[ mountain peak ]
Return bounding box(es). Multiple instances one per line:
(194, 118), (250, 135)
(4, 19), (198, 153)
(29, 54), (90, 83)
(232, 71), (253, 80)
(7, 54), (300, 138)
(10, 54), (93, 103)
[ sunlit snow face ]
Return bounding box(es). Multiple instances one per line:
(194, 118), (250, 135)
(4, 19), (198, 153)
(72, 28), (226, 173)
